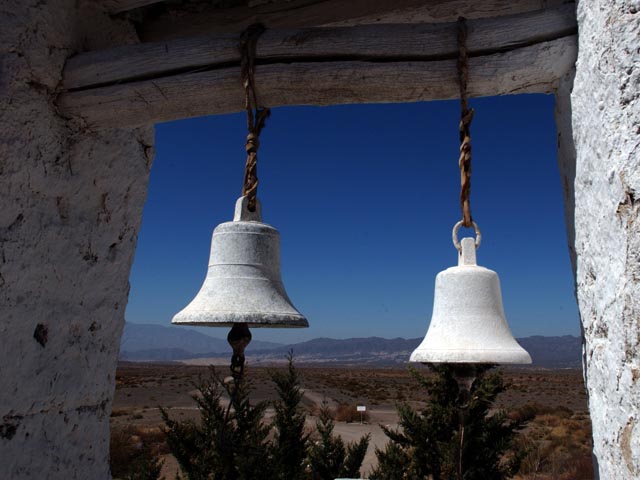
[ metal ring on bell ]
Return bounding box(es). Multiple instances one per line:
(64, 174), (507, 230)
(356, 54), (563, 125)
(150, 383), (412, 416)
(452, 220), (481, 251)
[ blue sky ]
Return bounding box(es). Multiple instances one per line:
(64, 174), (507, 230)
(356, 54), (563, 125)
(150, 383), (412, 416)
(125, 94), (580, 344)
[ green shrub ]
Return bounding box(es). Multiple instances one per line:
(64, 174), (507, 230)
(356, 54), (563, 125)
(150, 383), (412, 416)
(307, 401), (370, 480)
(269, 353), (309, 480)
(370, 364), (528, 480)
(161, 368), (272, 480)
(161, 356), (369, 480)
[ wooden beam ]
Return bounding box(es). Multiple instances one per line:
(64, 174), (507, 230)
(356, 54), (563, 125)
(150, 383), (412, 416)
(103, 0), (166, 14)
(57, 35), (577, 130)
(64, 5), (576, 90)
(138, 0), (567, 41)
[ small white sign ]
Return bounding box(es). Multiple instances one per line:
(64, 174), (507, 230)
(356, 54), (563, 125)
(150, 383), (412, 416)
(357, 405), (366, 412)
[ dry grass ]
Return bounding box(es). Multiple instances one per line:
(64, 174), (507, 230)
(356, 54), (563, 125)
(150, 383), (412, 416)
(511, 403), (594, 479)
(110, 424), (168, 478)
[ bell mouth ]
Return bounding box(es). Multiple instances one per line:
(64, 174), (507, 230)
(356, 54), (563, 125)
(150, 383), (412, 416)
(409, 348), (532, 364)
(172, 312), (308, 328)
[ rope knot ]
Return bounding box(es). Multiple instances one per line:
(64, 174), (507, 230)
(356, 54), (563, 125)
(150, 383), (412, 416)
(245, 133), (260, 153)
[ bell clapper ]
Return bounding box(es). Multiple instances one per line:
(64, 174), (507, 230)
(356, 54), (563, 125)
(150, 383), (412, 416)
(452, 363), (477, 399)
(228, 323), (253, 382)
(451, 363), (479, 480)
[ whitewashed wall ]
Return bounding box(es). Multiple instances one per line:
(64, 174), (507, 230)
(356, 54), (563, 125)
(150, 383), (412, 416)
(0, 1), (154, 478)
(556, 0), (640, 478)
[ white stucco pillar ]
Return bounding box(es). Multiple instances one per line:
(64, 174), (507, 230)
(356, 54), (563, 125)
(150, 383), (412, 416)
(558, 1), (640, 477)
(0, 1), (154, 478)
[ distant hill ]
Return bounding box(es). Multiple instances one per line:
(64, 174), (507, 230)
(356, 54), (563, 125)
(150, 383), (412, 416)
(248, 337), (419, 366)
(516, 335), (583, 368)
(247, 335), (582, 368)
(120, 323), (582, 368)
(119, 322), (283, 361)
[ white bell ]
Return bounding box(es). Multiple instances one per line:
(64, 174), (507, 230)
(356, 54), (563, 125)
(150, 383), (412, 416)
(172, 196), (308, 328)
(410, 234), (531, 364)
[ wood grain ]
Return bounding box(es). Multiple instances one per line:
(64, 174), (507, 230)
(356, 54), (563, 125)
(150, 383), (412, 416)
(65, 5), (576, 91)
(57, 36), (577, 129)
(102, 0), (165, 14)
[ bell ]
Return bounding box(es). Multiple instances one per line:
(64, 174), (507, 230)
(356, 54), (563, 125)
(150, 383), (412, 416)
(410, 236), (531, 364)
(172, 196), (308, 328)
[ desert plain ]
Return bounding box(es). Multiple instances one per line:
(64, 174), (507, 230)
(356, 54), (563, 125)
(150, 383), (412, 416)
(111, 362), (593, 479)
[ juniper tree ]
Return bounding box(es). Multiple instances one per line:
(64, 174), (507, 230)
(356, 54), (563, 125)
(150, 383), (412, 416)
(269, 353), (309, 480)
(162, 358), (372, 480)
(370, 365), (529, 480)
(307, 401), (371, 480)
(340, 432), (371, 479)
(161, 367), (272, 480)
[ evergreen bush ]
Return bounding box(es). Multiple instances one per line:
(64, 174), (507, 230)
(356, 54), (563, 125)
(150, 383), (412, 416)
(161, 355), (369, 480)
(307, 401), (370, 480)
(269, 353), (309, 480)
(370, 364), (529, 480)
(161, 369), (272, 480)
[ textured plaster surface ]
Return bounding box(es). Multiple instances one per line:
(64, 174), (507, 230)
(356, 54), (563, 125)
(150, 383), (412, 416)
(564, 0), (640, 477)
(0, 1), (154, 478)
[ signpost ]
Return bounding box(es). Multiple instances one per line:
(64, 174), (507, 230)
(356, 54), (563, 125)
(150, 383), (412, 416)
(357, 405), (366, 424)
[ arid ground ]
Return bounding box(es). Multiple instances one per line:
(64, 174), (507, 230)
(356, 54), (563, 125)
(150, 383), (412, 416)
(111, 362), (593, 479)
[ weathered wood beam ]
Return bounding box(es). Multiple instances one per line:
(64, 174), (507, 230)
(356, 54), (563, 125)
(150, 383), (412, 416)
(57, 35), (577, 130)
(64, 5), (576, 90)
(138, 0), (567, 41)
(103, 0), (166, 14)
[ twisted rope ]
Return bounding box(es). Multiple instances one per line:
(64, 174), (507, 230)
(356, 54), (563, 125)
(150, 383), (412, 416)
(457, 17), (475, 228)
(239, 23), (270, 212)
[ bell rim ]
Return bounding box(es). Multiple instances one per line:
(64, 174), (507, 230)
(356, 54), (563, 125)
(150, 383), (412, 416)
(409, 348), (532, 364)
(172, 312), (308, 328)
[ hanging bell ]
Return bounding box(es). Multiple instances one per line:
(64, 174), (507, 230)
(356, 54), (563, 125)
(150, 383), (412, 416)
(172, 196), (308, 328)
(410, 226), (531, 364)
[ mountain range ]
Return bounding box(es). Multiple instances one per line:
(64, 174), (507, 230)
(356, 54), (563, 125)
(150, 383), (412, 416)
(120, 322), (282, 361)
(120, 322), (582, 368)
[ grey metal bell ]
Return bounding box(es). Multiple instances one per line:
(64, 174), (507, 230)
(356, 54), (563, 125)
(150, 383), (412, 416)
(410, 232), (531, 364)
(172, 196), (308, 328)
